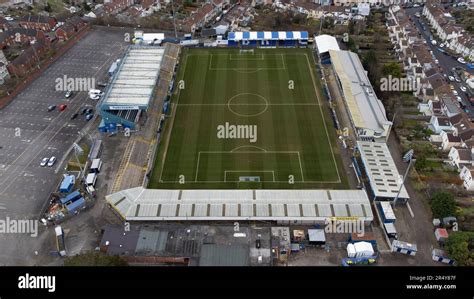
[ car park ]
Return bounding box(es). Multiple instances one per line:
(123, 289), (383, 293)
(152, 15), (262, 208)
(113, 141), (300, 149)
(47, 156), (56, 167)
(40, 157), (49, 167)
(47, 105), (56, 112)
(59, 104), (67, 111)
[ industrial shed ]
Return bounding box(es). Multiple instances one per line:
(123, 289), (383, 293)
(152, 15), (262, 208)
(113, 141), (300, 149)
(357, 141), (409, 202)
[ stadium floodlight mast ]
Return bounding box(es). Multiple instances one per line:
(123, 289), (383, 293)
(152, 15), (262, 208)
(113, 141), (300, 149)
(73, 143), (85, 180)
(393, 157), (415, 207)
(171, 0), (178, 39)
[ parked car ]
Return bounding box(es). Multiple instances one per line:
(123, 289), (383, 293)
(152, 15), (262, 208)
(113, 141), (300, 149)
(85, 114), (93, 121)
(448, 76), (455, 82)
(458, 57), (466, 64)
(81, 108), (88, 115)
(460, 86), (467, 93)
(70, 113), (79, 120)
(97, 82), (108, 88)
(452, 90), (458, 96)
(4, 16), (14, 21)
(58, 104), (67, 111)
(40, 157), (49, 167)
(47, 156), (56, 167)
(456, 96), (462, 102)
(65, 90), (73, 98)
(47, 105), (56, 112)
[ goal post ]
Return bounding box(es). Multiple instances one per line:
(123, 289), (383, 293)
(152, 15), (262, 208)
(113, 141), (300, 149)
(239, 49), (254, 54)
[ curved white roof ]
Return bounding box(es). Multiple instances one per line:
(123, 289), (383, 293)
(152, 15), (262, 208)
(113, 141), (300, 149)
(314, 34), (340, 54)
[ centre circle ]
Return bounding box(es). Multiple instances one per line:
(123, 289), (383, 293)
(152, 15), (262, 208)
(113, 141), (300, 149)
(227, 93), (269, 117)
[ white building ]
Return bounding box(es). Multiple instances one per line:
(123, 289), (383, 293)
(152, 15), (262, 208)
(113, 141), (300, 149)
(459, 166), (474, 191)
(447, 147), (474, 171)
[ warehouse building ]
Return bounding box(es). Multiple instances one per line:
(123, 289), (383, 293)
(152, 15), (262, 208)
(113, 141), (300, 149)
(106, 188), (374, 224)
(227, 31), (309, 47)
(357, 141), (410, 202)
(329, 50), (392, 141)
(99, 46), (165, 131)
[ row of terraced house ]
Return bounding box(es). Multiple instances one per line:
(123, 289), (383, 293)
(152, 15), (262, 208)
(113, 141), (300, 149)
(387, 3), (474, 191)
(422, 0), (474, 61)
(0, 15), (87, 80)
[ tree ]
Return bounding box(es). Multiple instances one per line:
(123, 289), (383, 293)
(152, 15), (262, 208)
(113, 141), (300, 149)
(445, 232), (474, 266)
(414, 155), (427, 170)
(429, 191), (457, 219)
(82, 2), (91, 12)
(44, 2), (52, 13)
(382, 62), (403, 78)
(64, 252), (128, 266)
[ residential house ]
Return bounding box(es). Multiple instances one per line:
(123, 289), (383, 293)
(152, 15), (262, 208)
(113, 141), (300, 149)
(0, 17), (11, 32)
(67, 16), (87, 32)
(459, 166), (474, 191)
(448, 147), (474, 170)
(55, 23), (75, 41)
(104, 0), (134, 14)
(20, 15), (56, 31)
(429, 115), (452, 134)
(440, 130), (462, 150)
(7, 40), (49, 77)
(0, 28), (45, 49)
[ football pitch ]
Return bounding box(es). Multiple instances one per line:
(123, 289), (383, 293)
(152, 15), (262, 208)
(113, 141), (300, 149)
(149, 48), (348, 189)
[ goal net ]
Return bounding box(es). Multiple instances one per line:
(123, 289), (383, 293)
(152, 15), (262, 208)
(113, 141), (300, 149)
(239, 49), (254, 54)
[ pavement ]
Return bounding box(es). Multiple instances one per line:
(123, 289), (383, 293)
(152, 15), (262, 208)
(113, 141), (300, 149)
(0, 27), (129, 265)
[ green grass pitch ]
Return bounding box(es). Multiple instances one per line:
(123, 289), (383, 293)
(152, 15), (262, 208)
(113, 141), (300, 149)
(149, 47), (348, 189)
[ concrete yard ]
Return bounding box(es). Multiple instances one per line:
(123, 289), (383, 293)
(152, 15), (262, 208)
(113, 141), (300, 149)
(0, 27), (130, 265)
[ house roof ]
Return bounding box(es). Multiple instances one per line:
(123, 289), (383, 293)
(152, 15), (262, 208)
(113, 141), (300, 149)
(447, 133), (461, 143)
(454, 147), (474, 161)
(10, 40), (46, 66)
(20, 14), (54, 24)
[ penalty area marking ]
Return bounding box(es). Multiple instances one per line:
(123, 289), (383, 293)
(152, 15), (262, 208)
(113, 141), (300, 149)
(208, 54), (286, 72)
(194, 150), (304, 183)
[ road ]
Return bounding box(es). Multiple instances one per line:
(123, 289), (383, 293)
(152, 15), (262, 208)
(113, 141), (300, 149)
(405, 6), (474, 119)
(0, 28), (129, 265)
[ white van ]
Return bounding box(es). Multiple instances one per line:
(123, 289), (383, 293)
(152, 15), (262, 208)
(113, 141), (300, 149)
(86, 172), (97, 187)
